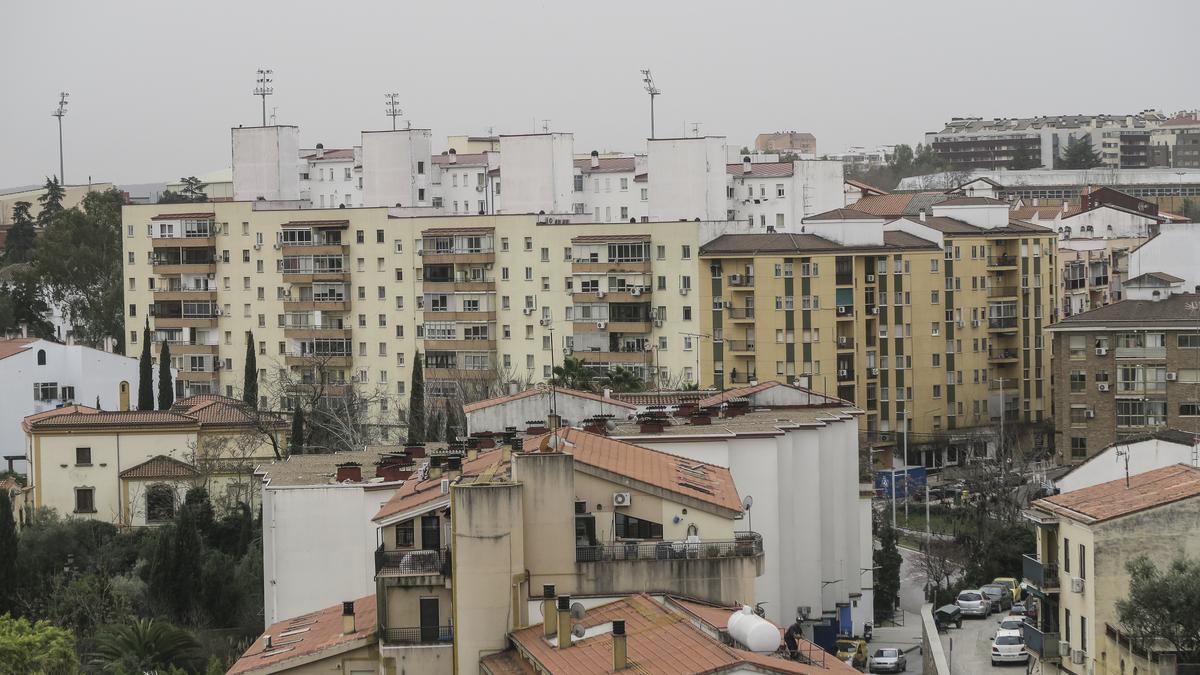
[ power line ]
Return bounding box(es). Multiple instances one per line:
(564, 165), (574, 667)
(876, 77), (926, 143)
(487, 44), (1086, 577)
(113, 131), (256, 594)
(254, 69), (274, 126)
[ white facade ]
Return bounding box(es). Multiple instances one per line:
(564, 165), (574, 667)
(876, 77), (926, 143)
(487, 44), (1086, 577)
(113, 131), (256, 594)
(1127, 222), (1200, 294)
(496, 133), (575, 215)
(361, 129), (433, 209)
(433, 152), (494, 215)
(231, 126), (301, 202)
(260, 471), (401, 626)
(299, 147), (361, 209)
(464, 389), (636, 436)
(575, 156), (645, 223)
(1, 339), (144, 473)
(647, 137), (729, 222)
(1055, 435), (1200, 494)
(728, 160), (845, 231)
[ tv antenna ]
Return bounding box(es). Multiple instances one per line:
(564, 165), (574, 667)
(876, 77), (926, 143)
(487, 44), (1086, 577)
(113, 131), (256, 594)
(254, 68), (274, 126)
(1115, 446), (1131, 488)
(385, 93), (402, 131)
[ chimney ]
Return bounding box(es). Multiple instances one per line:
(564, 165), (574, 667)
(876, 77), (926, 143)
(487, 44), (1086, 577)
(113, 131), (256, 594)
(406, 444), (427, 458)
(466, 447), (478, 462)
(742, 156), (753, 174)
(335, 463), (361, 482)
(429, 465), (443, 479)
(542, 585), (557, 638)
(603, 388), (613, 400)
(590, 150), (600, 169)
(556, 595), (573, 648)
(1062, 200), (1069, 213)
(612, 619), (628, 670)
(262, 635), (273, 651)
(341, 600), (356, 635)
(315, 142), (325, 160)
(446, 455), (463, 478)
(918, 209), (926, 222)
(449, 148), (457, 165)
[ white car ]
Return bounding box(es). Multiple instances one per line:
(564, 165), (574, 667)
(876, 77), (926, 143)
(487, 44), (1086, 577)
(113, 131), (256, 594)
(991, 630), (1028, 665)
(994, 615), (1028, 638)
(956, 590), (991, 617)
(868, 647), (907, 673)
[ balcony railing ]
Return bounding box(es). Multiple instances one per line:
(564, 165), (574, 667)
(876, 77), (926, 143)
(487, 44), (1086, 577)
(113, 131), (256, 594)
(375, 546), (450, 576)
(1022, 624), (1060, 661)
(727, 275), (755, 287)
(988, 317), (1018, 329)
(987, 286), (1019, 298)
(836, 337), (855, 349)
(987, 255), (1018, 267)
(380, 625), (454, 646)
(727, 308), (755, 319)
(1022, 553), (1060, 590)
(725, 340), (756, 352)
(576, 532), (762, 563)
(1115, 346), (1166, 359)
(988, 348), (1019, 361)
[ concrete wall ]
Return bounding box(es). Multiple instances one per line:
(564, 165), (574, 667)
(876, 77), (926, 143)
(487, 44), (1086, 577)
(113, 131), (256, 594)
(380, 642), (451, 675)
(1056, 439), (1199, 493)
(271, 642), (378, 675)
(466, 392), (633, 435)
(263, 483), (398, 625)
(648, 137), (727, 222)
(929, 203), (1010, 229)
(361, 129), (432, 208)
(1128, 222), (1200, 293)
(232, 126), (300, 201)
(512, 452), (578, 596)
(801, 217), (885, 247)
(574, 554), (760, 605)
(920, 604), (951, 675)
(496, 134), (574, 214)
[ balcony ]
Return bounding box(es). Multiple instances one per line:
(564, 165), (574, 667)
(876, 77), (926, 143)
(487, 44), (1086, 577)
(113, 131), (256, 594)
(836, 305), (854, 318)
(424, 279), (496, 294)
(725, 340), (756, 354)
(572, 258), (651, 274)
(151, 233), (216, 248)
(282, 324), (353, 339)
(987, 255), (1018, 269)
(1115, 346), (1166, 360)
(1022, 553), (1060, 591)
(836, 336), (855, 350)
(576, 532), (762, 563)
(178, 369), (218, 382)
(987, 317), (1019, 332)
(152, 255), (217, 275)
(571, 350), (650, 365)
(727, 275), (755, 288)
(421, 248), (495, 265)
(727, 307), (755, 321)
(375, 546), (450, 580)
(726, 371), (758, 385)
(1022, 624), (1060, 662)
(283, 297), (351, 312)
(423, 338), (498, 352)
(988, 348), (1020, 363)
(987, 286), (1019, 299)
(572, 287), (651, 304)
(380, 625), (454, 646)
(280, 241), (348, 256)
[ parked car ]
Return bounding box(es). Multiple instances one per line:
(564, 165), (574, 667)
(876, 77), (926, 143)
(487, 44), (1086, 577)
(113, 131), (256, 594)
(991, 631), (1029, 666)
(994, 615), (1028, 638)
(1010, 601), (1037, 622)
(868, 647), (907, 673)
(934, 605), (962, 630)
(956, 590), (991, 617)
(993, 576), (1022, 602)
(836, 638), (869, 670)
(980, 583), (1013, 612)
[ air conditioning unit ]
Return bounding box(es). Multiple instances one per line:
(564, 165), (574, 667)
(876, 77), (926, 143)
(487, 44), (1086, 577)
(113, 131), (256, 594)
(1097, 383), (1110, 392)
(254, 243), (262, 250)
(838, 336), (848, 346)
(522, 308), (534, 316)
(866, 274), (875, 282)
(730, 274), (743, 284)
(869, 307), (879, 315)
(596, 290), (606, 299)
(1166, 372), (1178, 381)
(631, 288), (642, 296)
(956, 320), (964, 328)
(679, 287), (690, 296)
(214, 309), (225, 316)
(597, 321), (607, 329)
(971, 319), (981, 327)
(1086, 410), (1095, 419)
(838, 369), (849, 377)
(724, 301), (733, 308)
(207, 273), (216, 280)
(1071, 649), (1086, 665)
(1070, 577), (1085, 593)
(838, 305), (848, 313)
(653, 319), (663, 327)
(1059, 642), (1072, 658)
(539, 318), (552, 327)
(869, 368), (879, 376)
(612, 492), (631, 507)
(1095, 347), (1108, 356)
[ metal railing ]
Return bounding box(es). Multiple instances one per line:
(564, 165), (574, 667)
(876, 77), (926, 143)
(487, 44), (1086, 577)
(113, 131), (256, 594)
(576, 532), (762, 563)
(727, 275), (756, 287)
(987, 255), (1017, 267)
(836, 337), (855, 349)
(988, 317), (1018, 329)
(725, 340), (756, 352)
(727, 308), (755, 319)
(1022, 624), (1060, 660)
(380, 625), (454, 645)
(987, 286), (1019, 298)
(988, 348), (1019, 361)
(1022, 553), (1059, 589)
(375, 546), (451, 576)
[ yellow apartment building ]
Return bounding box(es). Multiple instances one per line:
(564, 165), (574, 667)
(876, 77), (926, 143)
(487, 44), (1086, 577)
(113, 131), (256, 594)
(699, 198), (1057, 466)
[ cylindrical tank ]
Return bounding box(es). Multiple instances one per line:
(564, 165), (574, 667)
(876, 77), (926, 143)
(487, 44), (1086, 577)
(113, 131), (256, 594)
(727, 607), (780, 653)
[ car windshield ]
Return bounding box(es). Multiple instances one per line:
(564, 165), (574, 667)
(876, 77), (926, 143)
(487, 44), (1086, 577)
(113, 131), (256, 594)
(837, 641), (856, 651)
(874, 649), (898, 658)
(959, 592), (982, 601)
(982, 586), (1003, 595)
(1000, 619), (1023, 629)
(995, 635), (1023, 646)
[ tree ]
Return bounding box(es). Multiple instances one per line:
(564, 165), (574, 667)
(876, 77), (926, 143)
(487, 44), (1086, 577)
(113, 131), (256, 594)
(289, 407), (305, 454)
(34, 189), (125, 350)
(1179, 198), (1200, 222)
(3, 201), (36, 264)
(158, 342), (174, 410)
(873, 516), (902, 620)
(0, 614), (78, 674)
(0, 491), (16, 615)
(1116, 555), (1200, 660)
(179, 176), (209, 203)
(443, 402), (456, 443)
(407, 352), (425, 443)
(243, 331), (257, 407)
(0, 267), (54, 339)
(147, 506), (203, 622)
(1058, 136), (1103, 169)
(36, 177), (65, 227)
(156, 189), (190, 204)
(552, 357), (594, 391)
(138, 320), (154, 411)
(598, 366), (645, 393)
(1008, 147), (1043, 170)
(88, 618), (200, 674)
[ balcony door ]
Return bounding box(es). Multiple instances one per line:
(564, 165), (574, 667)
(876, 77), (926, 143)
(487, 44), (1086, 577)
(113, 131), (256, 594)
(420, 597), (439, 643)
(421, 515), (441, 550)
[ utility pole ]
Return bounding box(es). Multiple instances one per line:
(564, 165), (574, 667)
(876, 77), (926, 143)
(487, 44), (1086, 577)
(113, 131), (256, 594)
(641, 69), (661, 139)
(254, 69), (274, 126)
(51, 92), (68, 184)
(385, 93), (402, 131)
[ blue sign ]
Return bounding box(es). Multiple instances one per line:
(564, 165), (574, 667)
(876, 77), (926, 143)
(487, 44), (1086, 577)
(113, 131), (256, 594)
(873, 467), (927, 499)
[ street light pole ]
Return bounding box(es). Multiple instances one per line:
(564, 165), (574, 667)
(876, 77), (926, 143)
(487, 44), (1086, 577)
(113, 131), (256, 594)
(51, 92), (68, 184)
(641, 69), (660, 139)
(255, 69), (274, 126)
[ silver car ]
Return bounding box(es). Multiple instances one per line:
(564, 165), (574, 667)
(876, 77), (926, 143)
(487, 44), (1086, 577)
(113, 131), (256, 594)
(956, 590), (991, 617)
(869, 647), (907, 673)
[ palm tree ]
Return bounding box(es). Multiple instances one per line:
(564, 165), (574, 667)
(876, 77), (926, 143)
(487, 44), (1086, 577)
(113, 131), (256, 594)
(552, 357), (594, 391)
(598, 366), (645, 393)
(89, 619), (200, 673)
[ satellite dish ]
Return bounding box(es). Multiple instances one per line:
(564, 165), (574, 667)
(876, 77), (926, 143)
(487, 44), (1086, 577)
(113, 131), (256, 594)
(742, 495), (754, 511)
(571, 623), (586, 638)
(570, 602), (586, 621)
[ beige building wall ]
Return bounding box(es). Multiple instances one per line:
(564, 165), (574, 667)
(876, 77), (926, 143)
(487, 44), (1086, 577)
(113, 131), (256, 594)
(572, 471), (735, 543)
(0, 182), (115, 226)
(267, 642), (378, 675)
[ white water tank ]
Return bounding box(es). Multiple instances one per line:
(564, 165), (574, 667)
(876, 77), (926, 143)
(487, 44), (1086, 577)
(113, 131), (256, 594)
(727, 606), (780, 653)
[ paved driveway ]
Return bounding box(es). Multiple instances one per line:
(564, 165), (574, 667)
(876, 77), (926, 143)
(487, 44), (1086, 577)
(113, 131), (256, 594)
(938, 608), (1028, 674)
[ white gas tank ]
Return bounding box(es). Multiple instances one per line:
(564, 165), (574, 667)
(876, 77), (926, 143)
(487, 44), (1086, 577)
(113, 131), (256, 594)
(727, 606), (780, 653)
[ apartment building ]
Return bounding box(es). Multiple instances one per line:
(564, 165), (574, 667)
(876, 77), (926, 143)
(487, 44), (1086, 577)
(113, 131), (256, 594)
(1047, 292), (1200, 464)
(699, 198), (1057, 467)
(122, 202), (746, 422)
(22, 394), (282, 526)
(755, 130), (817, 156)
(1021, 464), (1200, 674)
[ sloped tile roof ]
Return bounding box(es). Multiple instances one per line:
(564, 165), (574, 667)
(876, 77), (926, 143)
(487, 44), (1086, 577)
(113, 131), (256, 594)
(848, 194), (916, 218)
(727, 162), (794, 178)
(937, 196), (1008, 206)
(1047, 293), (1200, 329)
(229, 595), (376, 674)
(574, 157), (637, 174)
(372, 446), (505, 522)
(803, 207), (883, 221)
(118, 455), (198, 479)
(26, 394), (282, 432)
(0, 338), (38, 361)
(1035, 464), (1200, 524)
(843, 179), (888, 195)
(463, 388), (635, 414)
(432, 152), (490, 167)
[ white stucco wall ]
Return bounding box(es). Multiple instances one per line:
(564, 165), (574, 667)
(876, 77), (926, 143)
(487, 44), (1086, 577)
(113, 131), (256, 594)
(1127, 222), (1200, 293)
(496, 134), (575, 215)
(465, 392), (635, 435)
(648, 137), (728, 222)
(232, 126), (301, 202)
(1056, 439), (1199, 493)
(361, 129), (433, 208)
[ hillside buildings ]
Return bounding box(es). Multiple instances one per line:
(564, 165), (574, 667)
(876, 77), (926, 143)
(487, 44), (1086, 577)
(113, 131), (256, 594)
(755, 131), (817, 157)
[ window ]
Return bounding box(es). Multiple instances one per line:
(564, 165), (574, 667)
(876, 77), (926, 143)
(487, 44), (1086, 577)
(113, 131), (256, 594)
(75, 447), (92, 466)
(1070, 437), (1087, 460)
(615, 513), (663, 539)
(681, 245), (691, 259)
(396, 520), (415, 547)
(1179, 334), (1200, 348)
(146, 484), (175, 523)
(36, 349), (47, 365)
(1070, 369), (1086, 393)
(74, 487), (95, 513)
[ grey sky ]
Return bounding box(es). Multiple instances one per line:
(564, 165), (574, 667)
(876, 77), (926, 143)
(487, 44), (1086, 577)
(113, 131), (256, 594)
(2, 0), (1196, 188)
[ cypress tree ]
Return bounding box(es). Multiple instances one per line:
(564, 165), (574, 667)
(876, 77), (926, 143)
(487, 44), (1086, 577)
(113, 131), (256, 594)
(243, 331), (257, 407)
(158, 342), (174, 409)
(0, 490), (16, 614)
(138, 319), (154, 411)
(406, 352), (425, 443)
(289, 407), (305, 455)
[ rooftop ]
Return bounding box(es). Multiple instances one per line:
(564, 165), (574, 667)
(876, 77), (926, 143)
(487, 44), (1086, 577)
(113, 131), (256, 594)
(574, 157), (637, 174)
(229, 595), (376, 675)
(433, 152), (490, 168)
(256, 448), (419, 487)
(372, 446), (506, 522)
(119, 455), (199, 480)
(608, 407), (859, 442)
(802, 207), (883, 221)
(1047, 293), (1200, 330)
(463, 387), (636, 414)
(0, 337), (39, 361)
(1035, 464), (1200, 525)
(727, 162), (794, 178)
(700, 231), (940, 256)
(24, 394), (285, 433)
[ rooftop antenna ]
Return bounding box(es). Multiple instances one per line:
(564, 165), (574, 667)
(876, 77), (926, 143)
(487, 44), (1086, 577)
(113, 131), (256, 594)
(254, 68), (274, 126)
(269, 106), (278, 126)
(641, 69), (661, 139)
(1115, 446), (1131, 488)
(540, 119), (551, 133)
(385, 93), (402, 131)
(51, 92), (69, 184)
(686, 121), (701, 138)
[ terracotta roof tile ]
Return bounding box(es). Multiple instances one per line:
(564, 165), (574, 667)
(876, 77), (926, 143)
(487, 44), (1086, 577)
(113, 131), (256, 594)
(937, 196), (1008, 206)
(372, 447), (507, 522)
(0, 338), (39, 361)
(843, 179), (889, 196)
(432, 152), (490, 167)
(20, 404), (97, 432)
(1125, 271), (1184, 285)
(727, 162), (794, 178)
(803, 207), (883, 221)
(1011, 205), (1075, 221)
(700, 232), (938, 256)
(302, 148), (355, 162)
(119, 455), (198, 479)
(463, 388), (635, 414)
(574, 157), (637, 174)
(847, 194), (917, 218)
(529, 429), (742, 513)
(229, 595), (376, 675)
(1035, 464), (1200, 524)
(25, 395), (282, 432)
(150, 212), (215, 220)
(1048, 293), (1200, 328)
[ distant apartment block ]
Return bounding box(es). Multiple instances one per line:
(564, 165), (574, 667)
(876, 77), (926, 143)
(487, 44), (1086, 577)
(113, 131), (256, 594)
(755, 131), (817, 157)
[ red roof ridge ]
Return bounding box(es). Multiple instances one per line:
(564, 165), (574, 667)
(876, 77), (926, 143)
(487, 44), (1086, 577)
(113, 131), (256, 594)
(463, 387), (636, 413)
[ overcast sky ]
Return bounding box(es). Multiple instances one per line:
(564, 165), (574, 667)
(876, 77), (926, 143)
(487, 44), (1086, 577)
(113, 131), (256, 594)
(2, 0), (1196, 188)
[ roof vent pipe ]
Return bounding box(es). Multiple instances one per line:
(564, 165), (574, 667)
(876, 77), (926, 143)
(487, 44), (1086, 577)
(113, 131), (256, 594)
(591, 150), (600, 169)
(556, 595), (573, 649)
(341, 600), (355, 635)
(543, 585), (557, 638)
(742, 156), (753, 174)
(919, 209), (926, 222)
(449, 148), (457, 165)
(613, 619), (628, 670)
